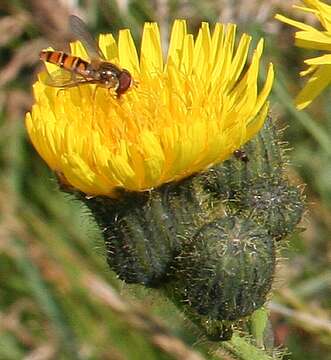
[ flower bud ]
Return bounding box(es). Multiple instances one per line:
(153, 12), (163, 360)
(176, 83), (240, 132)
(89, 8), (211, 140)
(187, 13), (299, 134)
(175, 217), (275, 321)
(82, 190), (181, 286)
(240, 179), (303, 240)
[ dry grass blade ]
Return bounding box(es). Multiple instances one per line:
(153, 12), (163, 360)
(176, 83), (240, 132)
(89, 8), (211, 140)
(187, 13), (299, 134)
(0, 13), (30, 47)
(23, 344), (57, 360)
(0, 38), (47, 87)
(83, 274), (206, 360)
(0, 301), (37, 348)
(25, 0), (71, 42)
(5, 90), (32, 121)
(270, 302), (331, 335)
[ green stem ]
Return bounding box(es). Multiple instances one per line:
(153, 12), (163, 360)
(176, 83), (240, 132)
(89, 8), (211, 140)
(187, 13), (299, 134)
(222, 333), (277, 360)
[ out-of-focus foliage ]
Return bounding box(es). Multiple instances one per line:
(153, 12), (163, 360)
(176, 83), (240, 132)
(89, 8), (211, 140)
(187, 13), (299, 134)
(0, 1), (330, 359)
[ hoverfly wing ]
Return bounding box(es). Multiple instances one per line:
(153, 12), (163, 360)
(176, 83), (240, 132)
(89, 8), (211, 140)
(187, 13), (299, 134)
(69, 15), (106, 61)
(42, 69), (90, 88)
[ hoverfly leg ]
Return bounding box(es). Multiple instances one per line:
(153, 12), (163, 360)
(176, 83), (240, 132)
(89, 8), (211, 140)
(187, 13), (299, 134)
(91, 85), (99, 103)
(107, 87), (119, 99)
(92, 85), (97, 124)
(55, 88), (66, 97)
(76, 81), (84, 101)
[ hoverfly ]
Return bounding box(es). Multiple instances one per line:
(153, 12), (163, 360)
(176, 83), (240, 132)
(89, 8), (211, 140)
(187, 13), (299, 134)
(39, 15), (133, 97)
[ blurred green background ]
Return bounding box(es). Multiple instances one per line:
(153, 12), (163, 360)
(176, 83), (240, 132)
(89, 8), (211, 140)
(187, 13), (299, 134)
(0, 0), (330, 359)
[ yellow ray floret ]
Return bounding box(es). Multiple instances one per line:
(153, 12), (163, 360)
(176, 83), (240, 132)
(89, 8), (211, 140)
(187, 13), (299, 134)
(26, 20), (274, 197)
(276, 0), (331, 109)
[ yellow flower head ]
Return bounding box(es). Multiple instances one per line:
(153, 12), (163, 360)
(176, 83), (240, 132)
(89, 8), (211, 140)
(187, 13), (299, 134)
(26, 20), (274, 197)
(276, 0), (331, 109)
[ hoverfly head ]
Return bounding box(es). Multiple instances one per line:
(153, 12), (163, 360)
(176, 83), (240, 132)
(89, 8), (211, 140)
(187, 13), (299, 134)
(116, 69), (133, 96)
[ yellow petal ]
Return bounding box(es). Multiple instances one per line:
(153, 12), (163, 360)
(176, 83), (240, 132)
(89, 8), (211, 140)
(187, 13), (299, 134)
(140, 23), (163, 73)
(275, 14), (316, 31)
(276, 2), (331, 108)
(118, 29), (140, 75)
(167, 20), (187, 67)
(295, 64), (331, 109)
(27, 20), (273, 196)
(305, 53), (331, 65)
(98, 33), (118, 62)
(295, 30), (331, 50)
(70, 40), (89, 60)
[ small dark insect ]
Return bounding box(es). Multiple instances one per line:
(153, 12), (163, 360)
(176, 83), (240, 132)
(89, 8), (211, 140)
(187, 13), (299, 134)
(39, 15), (133, 97)
(233, 149), (249, 163)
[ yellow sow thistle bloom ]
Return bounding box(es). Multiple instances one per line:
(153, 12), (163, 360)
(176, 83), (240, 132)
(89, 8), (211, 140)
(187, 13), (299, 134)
(276, 0), (331, 109)
(26, 20), (274, 197)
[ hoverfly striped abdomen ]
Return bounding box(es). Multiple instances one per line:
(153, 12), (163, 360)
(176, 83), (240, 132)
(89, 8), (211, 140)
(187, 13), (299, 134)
(40, 50), (90, 76)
